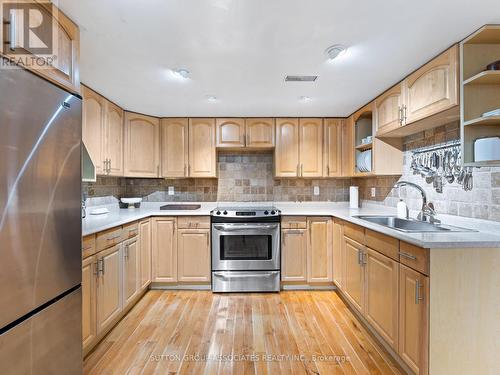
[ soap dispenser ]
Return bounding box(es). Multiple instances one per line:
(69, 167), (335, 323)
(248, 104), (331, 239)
(397, 199), (409, 219)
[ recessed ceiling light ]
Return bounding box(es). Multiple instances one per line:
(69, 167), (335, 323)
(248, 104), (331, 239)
(325, 44), (348, 60)
(206, 95), (218, 102)
(299, 96), (312, 103)
(172, 68), (190, 79)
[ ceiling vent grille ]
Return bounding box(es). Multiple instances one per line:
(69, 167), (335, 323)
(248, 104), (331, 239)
(285, 75), (318, 82)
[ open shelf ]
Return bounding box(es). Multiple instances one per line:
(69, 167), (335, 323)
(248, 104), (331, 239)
(355, 142), (373, 151)
(464, 116), (500, 126)
(463, 70), (500, 85)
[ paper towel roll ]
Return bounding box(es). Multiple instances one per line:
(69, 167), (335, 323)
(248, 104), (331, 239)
(349, 186), (359, 209)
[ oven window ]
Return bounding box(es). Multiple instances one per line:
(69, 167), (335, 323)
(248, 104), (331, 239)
(220, 235), (272, 260)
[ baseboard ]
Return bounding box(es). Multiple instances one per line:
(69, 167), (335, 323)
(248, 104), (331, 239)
(150, 283), (212, 290)
(281, 284), (337, 291)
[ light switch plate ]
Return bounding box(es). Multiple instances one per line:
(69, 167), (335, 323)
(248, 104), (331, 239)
(168, 186), (175, 196)
(371, 187), (376, 197)
(313, 186), (320, 196)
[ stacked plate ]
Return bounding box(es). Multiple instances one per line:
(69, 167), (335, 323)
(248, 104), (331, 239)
(356, 150), (372, 173)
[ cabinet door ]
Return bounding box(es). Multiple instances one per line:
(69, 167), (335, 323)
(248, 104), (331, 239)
(96, 245), (122, 335)
(161, 118), (189, 177)
(82, 85), (105, 175)
(177, 229), (211, 282)
(299, 119), (323, 177)
(343, 237), (364, 311)
(365, 248), (399, 349)
(403, 45), (458, 125)
(332, 220), (344, 288)
(152, 218), (177, 282)
(324, 119), (343, 177)
(104, 100), (124, 176)
(139, 219), (152, 290)
(3, 1), (80, 93)
(375, 83), (403, 135)
(82, 255), (96, 353)
(123, 238), (140, 308)
(189, 118), (216, 177)
(245, 118), (275, 148)
(341, 117), (355, 177)
(281, 229), (307, 282)
(216, 118), (245, 148)
(275, 118), (299, 177)
(399, 265), (429, 375)
(307, 217), (332, 283)
(124, 112), (160, 177)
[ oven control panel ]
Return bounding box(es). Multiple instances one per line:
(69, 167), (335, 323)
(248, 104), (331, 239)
(211, 207), (280, 218)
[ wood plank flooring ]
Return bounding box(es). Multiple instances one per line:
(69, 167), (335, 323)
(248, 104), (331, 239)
(84, 291), (404, 375)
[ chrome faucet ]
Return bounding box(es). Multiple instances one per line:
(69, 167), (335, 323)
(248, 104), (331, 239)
(393, 181), (440, 224)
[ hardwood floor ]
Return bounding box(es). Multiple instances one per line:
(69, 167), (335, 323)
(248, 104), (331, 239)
(84, 291), (404, 375)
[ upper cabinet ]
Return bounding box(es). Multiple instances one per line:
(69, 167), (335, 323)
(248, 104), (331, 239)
(189, 118), (217, 177)
(216, 118), (245, 148)
(246, 118), (275, 148)
(323, 119), (343, 177)
(375, 83), (403, 135)
(299, 118), (323, 177)
(82, 86), (105, 175)
(1, 1), (80, 93)
(104, 101), (124, 176)
(161, 118), (189, 178)
(275, 118), (300, 177)
(124, 112), (160, 178)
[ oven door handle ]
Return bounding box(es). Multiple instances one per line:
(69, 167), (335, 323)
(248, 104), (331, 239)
(213, 224), (278, 231)
(213, 272), (278, 279)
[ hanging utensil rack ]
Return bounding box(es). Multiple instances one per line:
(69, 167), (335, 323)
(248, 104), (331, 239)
(411, 140), (461, 154)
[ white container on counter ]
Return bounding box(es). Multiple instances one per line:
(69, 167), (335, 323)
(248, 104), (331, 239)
(349, 186), (359, 209)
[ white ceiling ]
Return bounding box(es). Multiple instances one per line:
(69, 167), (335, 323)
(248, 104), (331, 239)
(58, 0), (500, 117)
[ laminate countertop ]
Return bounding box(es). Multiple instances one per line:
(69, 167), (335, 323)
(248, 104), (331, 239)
(82, 201), (500, 249)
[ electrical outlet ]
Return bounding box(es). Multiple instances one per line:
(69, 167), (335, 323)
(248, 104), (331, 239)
(168, 186), (175, 196)
(371, 187), (376, 197)
(313, 186), (320, 196)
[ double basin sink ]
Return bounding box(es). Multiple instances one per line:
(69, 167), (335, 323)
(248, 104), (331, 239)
(355, 216), (475, 233)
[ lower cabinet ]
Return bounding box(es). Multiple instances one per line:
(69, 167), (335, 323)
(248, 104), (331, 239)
(332, 219), (344, 288)
(281, 229), (308, 282)
(177, 229), (211, 282)
(399, 264), (429, 375)
(307, 217), (333, 283)
(139, 218), (152, 289)
(343, 236), (365, 311)
(82, 255), (96, 353)
(123, 236), (140, 308)
(152, 217), (178, 282)
(96, 244), (123, 335)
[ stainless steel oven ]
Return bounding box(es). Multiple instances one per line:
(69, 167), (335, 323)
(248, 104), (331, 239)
(211, 207), (281, 292)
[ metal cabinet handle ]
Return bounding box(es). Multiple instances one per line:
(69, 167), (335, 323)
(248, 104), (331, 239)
(403, 105), (408, 123)
(327, 165), (330, 176)
(415, 279), (424, 304)
(106, 235), (121, 241)
(184, 164), (187, 176)
(358, 249), (362, 265)
(398, 106), (403, 125)
(399, 251), (417, 261)
(124, 244), (129, 258)
(157, 165), (160, 176)
(109, 159), (112, 173)
(93, 262), (99, 276)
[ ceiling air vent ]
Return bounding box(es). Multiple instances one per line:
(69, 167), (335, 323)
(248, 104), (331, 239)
(285, 75), (318, 82)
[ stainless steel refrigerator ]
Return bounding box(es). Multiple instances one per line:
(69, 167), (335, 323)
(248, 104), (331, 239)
(0, 64), (82, 374)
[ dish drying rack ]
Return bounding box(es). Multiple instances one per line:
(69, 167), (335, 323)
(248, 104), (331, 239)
(410, 140), (473, 192)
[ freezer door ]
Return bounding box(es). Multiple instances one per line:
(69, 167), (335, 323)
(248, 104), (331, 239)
(0, 287), (82, 375)
(0, 66), (82, 329)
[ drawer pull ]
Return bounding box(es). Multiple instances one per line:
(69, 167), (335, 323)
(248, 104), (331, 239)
(106, 235), (121, 241)
(399, 251), (417, 261)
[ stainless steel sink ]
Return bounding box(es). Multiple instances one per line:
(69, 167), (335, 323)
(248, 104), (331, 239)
(354, 216), (475, 233)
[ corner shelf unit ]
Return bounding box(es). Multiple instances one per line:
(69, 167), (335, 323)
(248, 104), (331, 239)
(353, 106), (374, 175)
(461, 25), (500, 167)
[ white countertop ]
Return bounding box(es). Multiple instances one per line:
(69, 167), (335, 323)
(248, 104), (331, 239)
(82, 201), (500, 249)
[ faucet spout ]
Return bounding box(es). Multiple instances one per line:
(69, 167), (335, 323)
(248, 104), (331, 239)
(394, 181), (434, 222)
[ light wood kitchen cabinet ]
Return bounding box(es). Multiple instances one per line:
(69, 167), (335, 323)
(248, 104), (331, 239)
(375, 83), (403, 135)
(307, 217), (332, 283)
(139, 219), (152, 290)
(403, 45), (459, 125)
(245, 118), (275, 148)
(160, 118), (189, 177)
(177, 229), (211, 282)
(341, 117), (355, 177)
(123, 237), (140, 308)
(96, 244), (122, 335)
(275, 118), (300, 177)
(281, 229), (308, 282)
(1, 1), (80, 93)
(399, 265), (429, 375)
(104, 101), (124, 176)
(124, 112), (160, 177)
(216, 118), (245, 148)
(82, 255), (96, 353)
(343, 236), (365, 312)
(323, 119), (343, 177)
(189, 118), (216, 177)
(299, 119), (323, 177)
(332, 220), (344, 288)
(82, 86), (105, 175)
(152, 217), (177, 282)
(364, 247), (399, 350)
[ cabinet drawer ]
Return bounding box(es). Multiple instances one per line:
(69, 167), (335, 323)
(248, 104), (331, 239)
(399, 242), (429, 276)
(82, 235), (96, 259)
(365, 229), (399, 261)
(343, 222), (365, 244)
(177, 216), (210, 229)
(122, 221), (139, 240)
(281, 216), (307, 229)
(96, 226), (123, 252)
